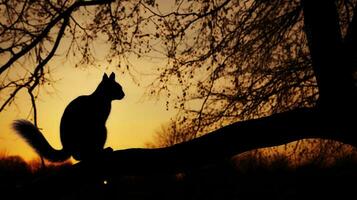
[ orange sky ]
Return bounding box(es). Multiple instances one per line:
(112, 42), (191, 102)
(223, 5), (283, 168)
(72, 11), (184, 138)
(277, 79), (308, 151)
(0, 0), (179, 161)
(0, 56), (177, 161)
(1, 0), (356, 166)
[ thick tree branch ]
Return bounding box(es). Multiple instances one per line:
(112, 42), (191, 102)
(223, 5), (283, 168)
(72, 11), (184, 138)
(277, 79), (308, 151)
(106, 108), (354, 174)
(12, 1), (357, 198)
(22, 107), (355, 198)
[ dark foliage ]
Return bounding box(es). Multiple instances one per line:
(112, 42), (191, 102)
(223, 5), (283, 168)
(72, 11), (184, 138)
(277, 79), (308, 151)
(2, 154), (357, 200)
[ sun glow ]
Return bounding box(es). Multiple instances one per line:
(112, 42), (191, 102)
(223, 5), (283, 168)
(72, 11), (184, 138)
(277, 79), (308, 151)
(0, 57), (176, 161)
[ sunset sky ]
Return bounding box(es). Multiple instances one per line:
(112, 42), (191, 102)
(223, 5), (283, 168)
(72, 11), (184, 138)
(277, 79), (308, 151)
(0, 56), (177, 161)
(0, 0), (178, 161)
(2, 0), (354, 165)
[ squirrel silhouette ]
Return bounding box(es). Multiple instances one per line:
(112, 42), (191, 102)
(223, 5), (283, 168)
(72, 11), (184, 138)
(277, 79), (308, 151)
(12, 72), (125, 162)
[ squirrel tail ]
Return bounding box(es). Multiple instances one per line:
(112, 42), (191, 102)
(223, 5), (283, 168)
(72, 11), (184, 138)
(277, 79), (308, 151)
(12, 120), (70, 162)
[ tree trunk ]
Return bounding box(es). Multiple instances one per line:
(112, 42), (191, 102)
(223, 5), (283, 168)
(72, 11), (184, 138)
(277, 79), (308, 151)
(19, 0), (357, 198)
(303, 0), (357, 114)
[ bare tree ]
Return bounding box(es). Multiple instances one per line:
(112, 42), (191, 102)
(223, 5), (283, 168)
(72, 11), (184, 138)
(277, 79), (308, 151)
(2, 0), (357, 172)
(2, 0), (356, 132)
(144, 0), (356, 142)
(0, 0), (158, 121)
(146, 0), (317, 136)
(2, 2), (357, 198)
(145, 120), (194, 148)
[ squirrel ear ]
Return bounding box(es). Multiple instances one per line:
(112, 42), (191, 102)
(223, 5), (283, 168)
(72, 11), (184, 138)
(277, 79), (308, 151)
(103, 73), (109, 80)
(109, 72), (115, 80)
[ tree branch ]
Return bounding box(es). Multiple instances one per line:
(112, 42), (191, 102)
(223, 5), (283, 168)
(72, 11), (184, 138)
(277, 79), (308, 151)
(0, 0), (115, 75)
(1, 15), (69, 114)
(0, 84), (27, 112)
(21, 107), (356, 198)
(28, 89), (38, 127)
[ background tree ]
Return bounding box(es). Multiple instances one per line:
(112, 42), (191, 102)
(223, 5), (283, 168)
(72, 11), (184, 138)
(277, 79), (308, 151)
(145, 120), (194, 148)
(1, 0), (357, 153)
(146, 0), (357, 136)
(0, 0), (156, 122)
(141, 0), (357, 151)
(2, 2), (357, 199)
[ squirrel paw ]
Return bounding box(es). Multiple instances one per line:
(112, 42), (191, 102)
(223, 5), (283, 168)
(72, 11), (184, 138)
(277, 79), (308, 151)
(103, 147), (113, 153)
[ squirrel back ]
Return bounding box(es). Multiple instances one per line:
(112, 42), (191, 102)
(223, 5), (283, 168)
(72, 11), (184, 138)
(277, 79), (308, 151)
(12, 72), (124, 162)
(60, 72), (124, 160)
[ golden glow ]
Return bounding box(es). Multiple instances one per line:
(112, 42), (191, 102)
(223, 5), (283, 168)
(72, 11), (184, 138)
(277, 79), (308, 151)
(0, 0), (180, 162)
(0, 58), (176, 161)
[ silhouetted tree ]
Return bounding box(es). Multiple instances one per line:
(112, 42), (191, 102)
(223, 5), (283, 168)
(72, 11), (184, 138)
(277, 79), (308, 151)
(148, 0), (316, 135)
(1, 0), (357, 177)
(3, 1), (357, 199)
(2, 0), (356, 131)
(144, 0), (357, 136)
(144, 0), (357, 157)
(0, 0), (151, 122)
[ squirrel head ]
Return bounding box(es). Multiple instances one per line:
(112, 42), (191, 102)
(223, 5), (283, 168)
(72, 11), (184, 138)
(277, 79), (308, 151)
(100, 72), (125, 100)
